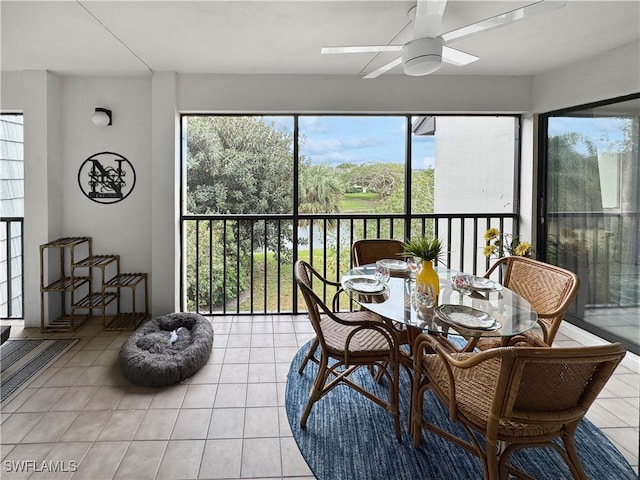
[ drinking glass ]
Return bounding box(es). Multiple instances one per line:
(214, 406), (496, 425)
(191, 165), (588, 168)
(375, 260), (390, 284)
(406, 257), (418, 279)
(452, 273), (473, 295)
(411, 285), (436, 311)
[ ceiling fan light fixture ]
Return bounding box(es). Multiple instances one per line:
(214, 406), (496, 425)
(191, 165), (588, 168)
(402, 37), (443, 76)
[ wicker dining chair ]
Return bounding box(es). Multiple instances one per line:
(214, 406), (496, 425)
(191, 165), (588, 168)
(294, 260), (402, 439)
(296, 269), (345, 375)
(411, 333), (625, 479)
(298, 238), (405, 374)
(475, 256), (580, 349)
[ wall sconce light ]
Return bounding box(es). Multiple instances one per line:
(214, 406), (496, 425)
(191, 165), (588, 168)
(92, 107), (112, 127)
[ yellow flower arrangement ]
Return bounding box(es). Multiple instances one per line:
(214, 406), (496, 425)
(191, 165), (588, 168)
(484, 228), (532, 258)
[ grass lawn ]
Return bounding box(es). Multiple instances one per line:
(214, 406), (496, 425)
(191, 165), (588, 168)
(340, 192), (380, 212)
(238, 249), (350, 312)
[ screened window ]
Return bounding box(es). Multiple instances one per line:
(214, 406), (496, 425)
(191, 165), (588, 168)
(541, 95), (640, 354)
(184, 115), (294, 215)
(181, 114), (519, 314)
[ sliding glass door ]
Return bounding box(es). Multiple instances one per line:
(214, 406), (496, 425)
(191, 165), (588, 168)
(539, 94), (640, 354)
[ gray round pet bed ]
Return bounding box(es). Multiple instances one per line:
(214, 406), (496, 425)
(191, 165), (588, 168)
(119, 312), (213, 387)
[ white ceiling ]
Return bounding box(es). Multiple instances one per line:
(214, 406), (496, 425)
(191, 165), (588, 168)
(1, 0), (639, 78)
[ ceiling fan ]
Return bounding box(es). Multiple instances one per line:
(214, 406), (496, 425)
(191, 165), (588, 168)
(321, 0), (567, 79)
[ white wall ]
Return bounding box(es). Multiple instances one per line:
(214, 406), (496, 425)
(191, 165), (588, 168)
(178, 74), (532, 113)
(434, 116), (516, 214)
(2, 73), (155, 326)
(60, 76), (152, 271)
(1, 40), (637, 325)
(0, 72), (23, 111)
(532, 40), (640, 113)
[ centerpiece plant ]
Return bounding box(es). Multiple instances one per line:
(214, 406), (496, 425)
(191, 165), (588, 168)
(400, 236), (443, 302)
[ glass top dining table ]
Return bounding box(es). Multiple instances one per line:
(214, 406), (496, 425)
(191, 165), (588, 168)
(341, 263), (538, 340)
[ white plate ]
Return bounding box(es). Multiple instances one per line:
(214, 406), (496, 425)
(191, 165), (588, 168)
(471, 277), (503, 292)
(345, 277), (386, 294)
(435, 304), (501, 331)
(378, 259), (408, 272)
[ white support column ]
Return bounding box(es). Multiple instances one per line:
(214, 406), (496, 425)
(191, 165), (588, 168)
(150, 72), (180, 316)
(519, 113), (536, 246)
(22, 71), (63, 327)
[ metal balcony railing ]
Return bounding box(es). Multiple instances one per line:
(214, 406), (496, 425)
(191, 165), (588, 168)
(546, 210), (640, 308)
(181, 212), (518, 315)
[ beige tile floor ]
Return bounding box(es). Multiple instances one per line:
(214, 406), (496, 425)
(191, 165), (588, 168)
(0, 315), (638, 479)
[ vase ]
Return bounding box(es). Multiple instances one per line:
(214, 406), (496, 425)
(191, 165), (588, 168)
(499, 261), (508, 281)
(415, 260), (439, 306)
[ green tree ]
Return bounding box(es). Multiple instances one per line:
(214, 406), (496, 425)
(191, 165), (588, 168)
(339, 163), (375, 193)
(547, 133), (602, 212)
(375, 167), (434, 215)
(298, 163), (343, 215)
(339, 162), (403, 198)
(186, 116), (293, 215)
(411, 168), (435, 214)
(370, 163), (403, 198)
(185, 116), (295, 309)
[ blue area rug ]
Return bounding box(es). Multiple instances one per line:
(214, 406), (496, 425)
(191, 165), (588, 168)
(285, 341), (636, 480)
(1, 338), (78, 404)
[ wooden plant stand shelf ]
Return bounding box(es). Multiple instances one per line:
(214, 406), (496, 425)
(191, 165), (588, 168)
(41, 237), (148, 332)
(74, 254), (119, 269)
(72, 254), (120, 325)
(41, 236), (91, 249)
(43, 276), (89, 291)
(40, 236), (92, 333)
(74, 292), (118, 309)
(104, 273), (149, 330)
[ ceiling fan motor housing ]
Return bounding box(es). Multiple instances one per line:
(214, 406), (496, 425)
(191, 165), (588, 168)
(402, 37), (443, 76)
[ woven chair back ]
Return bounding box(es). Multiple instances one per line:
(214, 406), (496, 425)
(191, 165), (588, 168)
(295, 260), (338, 359)
(413, 335), (626, 477)
(294, 260), (350, 347)
(495, 343), (625, 423)
(491, 256), (580, 345)
(352, 239), (405, 266)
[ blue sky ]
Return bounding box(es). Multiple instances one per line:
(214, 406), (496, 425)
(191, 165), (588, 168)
(548, 116), (630, 154)
(266, 114), (632, 169)
(267, 115), (436, 169)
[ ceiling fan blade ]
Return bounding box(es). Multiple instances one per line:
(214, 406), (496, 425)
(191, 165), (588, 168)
(413, 0), (448, 39)
(442, 46), (479, 66)
(363, 57), (403, 79)
(441, 0), (567, 43)
(321, 45), (403, 55)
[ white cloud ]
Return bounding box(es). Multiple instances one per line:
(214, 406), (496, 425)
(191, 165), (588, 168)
(264, 116), (293, 133)
(299, 116), (329, 133)
(309, 151), (359, 166)
(303, 136), (381, 156)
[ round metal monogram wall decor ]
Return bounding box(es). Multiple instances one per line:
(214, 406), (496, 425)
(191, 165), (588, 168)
(77, 151), (136, 204)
